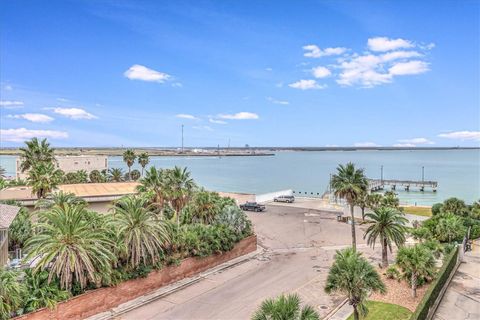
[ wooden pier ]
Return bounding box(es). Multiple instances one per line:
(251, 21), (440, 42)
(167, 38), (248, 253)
(368, 179), (438, 192)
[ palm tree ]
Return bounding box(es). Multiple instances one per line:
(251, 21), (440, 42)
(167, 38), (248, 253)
(190, 190), (221, 224)
(434, 213), (465, 242)
(75, 170), (88, 183)
(130, 169), (141, 181)
(364, 207), (408, 268)
(138, 152), (150, 176)
(122, 149), (136, 181)
(0, 268), (25, 320)
(331, 163), (368, 250)
(381, 191), (400, 209)
(89, 169), (104, 183)
(325, 248), (386, 320)
(396, 244), (436, 298)
(35, 191), (87, 210)
(166, 166), (196, 225)
(108, 168), (124, 182)
(25, 204), (115, 290)
(27, 162), (62, 199)
(136, 167), (166, 205)
(0, 166), (6, 178)
(355, 190), (368, 221)
(252, 293), (319, 320)
(112, 196), (169, 268)
(366, 193), (383, 211)
(19, 137), (56, 172)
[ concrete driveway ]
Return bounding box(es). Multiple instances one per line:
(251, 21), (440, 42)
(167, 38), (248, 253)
(120, 204), (384, 320)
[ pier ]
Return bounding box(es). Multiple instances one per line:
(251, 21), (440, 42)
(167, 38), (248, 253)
(368, 179), (438, 192)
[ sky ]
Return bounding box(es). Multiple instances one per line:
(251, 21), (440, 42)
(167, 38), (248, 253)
(0, 0), (479, 148)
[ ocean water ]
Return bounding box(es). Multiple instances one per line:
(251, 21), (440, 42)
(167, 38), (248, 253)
(1, 150), (479, 205)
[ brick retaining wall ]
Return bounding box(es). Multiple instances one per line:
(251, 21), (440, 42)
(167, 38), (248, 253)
(15, 235), (257, 320)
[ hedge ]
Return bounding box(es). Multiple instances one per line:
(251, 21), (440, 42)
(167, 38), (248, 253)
(409, 246), (459, 320)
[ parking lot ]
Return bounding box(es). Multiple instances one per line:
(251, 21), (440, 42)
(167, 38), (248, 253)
(120, 202), (384, 320)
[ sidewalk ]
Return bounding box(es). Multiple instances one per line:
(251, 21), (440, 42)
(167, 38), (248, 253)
(433, 240), (480, 320)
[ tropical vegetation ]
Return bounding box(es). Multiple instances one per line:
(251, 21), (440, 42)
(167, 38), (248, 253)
(122, 149), (136, 181)
(364, 207), (408, 268)
(252, 294), (320, 320)
(325, 248), (385, 320)
(331, 162), (368, 250)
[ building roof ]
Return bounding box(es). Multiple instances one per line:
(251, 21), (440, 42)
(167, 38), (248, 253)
(0, 203), (21, 229)
(0, 182), (139, 202)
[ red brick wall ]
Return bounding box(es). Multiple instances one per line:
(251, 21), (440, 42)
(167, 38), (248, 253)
(15, 235), (257, 320)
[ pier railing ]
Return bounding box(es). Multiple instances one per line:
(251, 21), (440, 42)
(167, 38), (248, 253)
(368, 179), (438, 192)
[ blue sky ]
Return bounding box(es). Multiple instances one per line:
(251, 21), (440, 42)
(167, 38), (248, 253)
(1, 0), (479, 147)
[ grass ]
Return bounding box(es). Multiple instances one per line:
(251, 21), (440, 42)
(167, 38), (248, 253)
(347, 301), (412, 320)
(401, 206), (432, 217)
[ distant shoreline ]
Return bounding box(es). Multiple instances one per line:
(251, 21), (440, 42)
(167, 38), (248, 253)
(0, 146), (478, 157)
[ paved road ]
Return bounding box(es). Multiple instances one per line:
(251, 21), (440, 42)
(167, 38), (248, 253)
(433, 241), (480, 320)
(119, 204), (384, 320)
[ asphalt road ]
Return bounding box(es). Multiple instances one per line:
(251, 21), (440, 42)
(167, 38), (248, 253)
(120, 204), (383, 320)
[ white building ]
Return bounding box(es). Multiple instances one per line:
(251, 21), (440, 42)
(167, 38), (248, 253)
(16, 155), (108, 179)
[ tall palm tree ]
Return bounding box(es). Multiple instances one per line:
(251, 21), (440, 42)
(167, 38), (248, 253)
(27, 162), (62, 199)
(25, 204), (115, 290)
(0, 268), (25, 320)
(331, 163), (368, 250)
(355, 190), (369, 221)
(122, 149), (136, 181)
(252, 294), (320, 320)
(396, 244), (436, 298)
(136, 167), (167, 205)
(138, 152), (150, 176)
(325, 248), (386, 320)
(108, 168), (124, 182)
(166, 166), (196, 225)
(364, 207), (408, 268)
(112, 196), (169, 268)
(19, 137), (56, 172)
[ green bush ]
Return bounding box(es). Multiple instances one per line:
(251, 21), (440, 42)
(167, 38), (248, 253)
(410, 246), (459, 320)
(385, 265), (401, 281)
(431, 203), (443, 216)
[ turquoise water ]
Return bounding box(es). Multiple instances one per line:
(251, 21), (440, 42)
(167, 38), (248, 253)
(1, 150), (479, 205)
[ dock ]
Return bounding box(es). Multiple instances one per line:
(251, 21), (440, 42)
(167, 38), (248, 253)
(368, 179), (438, 192)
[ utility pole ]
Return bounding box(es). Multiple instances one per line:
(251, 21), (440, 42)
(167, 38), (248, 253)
(381, 165), (384, 183)
(422, 166), (425, 183)
(181, 124), (184, 153)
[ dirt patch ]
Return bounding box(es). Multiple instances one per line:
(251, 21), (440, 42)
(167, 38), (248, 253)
(370, 269), (428, 311)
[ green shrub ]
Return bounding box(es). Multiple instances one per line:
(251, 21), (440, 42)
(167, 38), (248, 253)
(385, 265), (401, 281)
(215, 205), (252, 237)
(22, 269), (70, 313)
(410, 246), (459, 320)
(431, 203), (443, 216)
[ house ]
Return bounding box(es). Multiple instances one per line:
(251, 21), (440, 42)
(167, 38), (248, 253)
(15, 155), (108, 179)
(0, 182), (139, 213)
(0, 203), (20, 266)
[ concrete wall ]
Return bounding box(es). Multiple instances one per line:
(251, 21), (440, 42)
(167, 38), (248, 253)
(14, 235), (257, 320)
(16, 156), (108, 179)
(255, 189), (293, 203)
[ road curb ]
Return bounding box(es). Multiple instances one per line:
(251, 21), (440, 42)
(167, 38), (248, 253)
(87, 247), (263, 320)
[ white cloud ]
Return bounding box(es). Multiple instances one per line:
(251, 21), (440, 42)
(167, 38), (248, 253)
(0, 100), (24, 108)
(438, 131), (480, 141)
(389, 60), (429, 75)
(124, 64), (171, 83)
(397, 137), (434, 145)
(3, 85), (12, 91)
(0, 128), (68, 142)
(393, 143), (416, 147)
(176, 114), (197, 120)
(51, 107), (97, 120)
(289, 79), (326, 90)
(381, 50), (422, 61)
(266, 97), (289, 105)
(56, 98), (70, 102)
(303, 45), (347, 58)
(7, 113), (54, 123)
(354, 142), (381, 147)
(218, 112), (259, 120)
(209, 118), (227, 124)
(367, 37), (414, 52)
(193, 125), (213, 131)
(312, 66), (331, 78)
(265, 67), (273, 71)
(172, 82), (183, 87)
